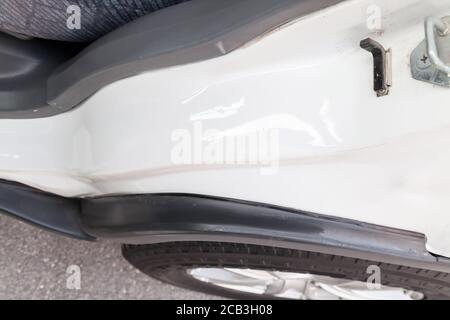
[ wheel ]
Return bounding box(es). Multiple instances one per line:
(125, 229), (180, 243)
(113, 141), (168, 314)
(122, 241), (450, 300)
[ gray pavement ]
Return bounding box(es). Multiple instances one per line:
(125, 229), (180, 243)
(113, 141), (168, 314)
(0, 214), (217, 300)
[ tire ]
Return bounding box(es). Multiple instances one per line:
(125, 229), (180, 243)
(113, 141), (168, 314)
(122, 241), (450, 300)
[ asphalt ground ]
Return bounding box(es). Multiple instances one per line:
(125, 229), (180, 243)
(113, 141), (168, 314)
(0, 214), (218, 300)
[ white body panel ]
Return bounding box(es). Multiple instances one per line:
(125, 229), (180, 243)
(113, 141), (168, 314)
(2, 0), (450, 256)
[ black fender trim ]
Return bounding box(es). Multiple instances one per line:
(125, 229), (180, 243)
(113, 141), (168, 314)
(81, 193), (450, 273)
(0, 180), (94, 240)
(1, 178), (450, 272)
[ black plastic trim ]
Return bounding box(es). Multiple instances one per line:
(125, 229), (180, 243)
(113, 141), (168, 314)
(81, 193), (450, 273)
(0, 33), (83, 118)
(0, 180), (94, 240)
(1, 178), (449, 272)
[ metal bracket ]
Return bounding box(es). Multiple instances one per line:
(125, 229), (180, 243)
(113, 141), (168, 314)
(411, 16), (450, 87)
(360, 38), (392, 97)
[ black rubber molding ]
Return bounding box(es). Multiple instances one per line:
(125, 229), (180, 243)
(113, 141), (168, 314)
(2, 178), (450, 274)
(81, 193), (450, 273)
(0, 179), (93, 240)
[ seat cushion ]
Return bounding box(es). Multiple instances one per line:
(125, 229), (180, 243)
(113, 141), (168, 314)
(0, 0), (189, 42)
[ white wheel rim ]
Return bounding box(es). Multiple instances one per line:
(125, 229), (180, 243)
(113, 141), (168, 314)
(188, 268), (425, 300)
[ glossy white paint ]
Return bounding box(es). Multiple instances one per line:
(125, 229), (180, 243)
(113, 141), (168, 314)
(2, 0), (450, 256)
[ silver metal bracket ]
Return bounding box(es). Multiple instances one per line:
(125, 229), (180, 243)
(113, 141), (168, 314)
(411, 16), (450, 87)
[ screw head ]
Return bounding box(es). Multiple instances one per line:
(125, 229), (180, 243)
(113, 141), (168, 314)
(419, 54), (432, 68)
